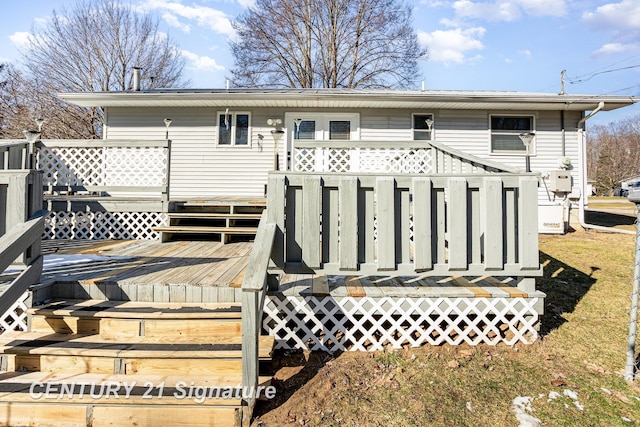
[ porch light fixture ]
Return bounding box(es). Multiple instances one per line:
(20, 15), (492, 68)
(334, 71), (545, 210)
(519, 132), (535, 172)
(23, 129), (41, 169)
(23, 130), (41, 143)
(271, 129), (284, 171)
(425, 117), (434, 132)
(164, 118), (172, 140)
(267, 118), (285, 170)
(294, 118), (302, 139)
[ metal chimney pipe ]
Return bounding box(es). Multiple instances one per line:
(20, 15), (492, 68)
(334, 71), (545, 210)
(133, 67), (141, 91)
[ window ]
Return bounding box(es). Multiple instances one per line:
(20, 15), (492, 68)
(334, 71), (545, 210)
(294, 120), (316, 140)
(490, 115), (534, 153)
(218, 112), (250, 146)
(288, 113), (359, 141)
(413, 114), (434, 140)
(329, 121), (351, 140)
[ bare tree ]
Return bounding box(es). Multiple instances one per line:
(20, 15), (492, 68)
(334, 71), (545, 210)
(17, 0), (188, 138)
(587, 116), (640, 194)
(230, 0), (427, 89)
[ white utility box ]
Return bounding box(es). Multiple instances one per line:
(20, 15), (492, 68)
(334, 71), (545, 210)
(538, 204), (566, 234)
(548, 170), (572, 193)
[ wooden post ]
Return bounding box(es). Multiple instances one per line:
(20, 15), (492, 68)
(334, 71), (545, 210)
(241, 289), (259, 426)
(413, 177), (433, 271)
(163, 139), (172, 204)
(339, 176), (358, 270)
(377, 176), (395, 270)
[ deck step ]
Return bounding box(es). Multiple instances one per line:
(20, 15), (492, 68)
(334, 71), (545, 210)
(0, 403), (240, 427)
(28, 300), (243, 342)
(0, 371), (272, 406)
(167, 213), (263, 220)
(28, 299), (243, 319)
(161, 198), (266, 243)
(0, 332), (274, 375)
(0, 298), (274, 426)
(153, 226), (259, 234)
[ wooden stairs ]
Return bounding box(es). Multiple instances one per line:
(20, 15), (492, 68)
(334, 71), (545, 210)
(155, 199), (266, 243)
(0, 299), (274, 427)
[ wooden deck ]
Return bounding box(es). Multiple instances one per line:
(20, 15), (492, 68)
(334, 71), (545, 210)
(276, 274), (534, 299)
(14, 239), (253, 305)
(1, 239), (542, 305)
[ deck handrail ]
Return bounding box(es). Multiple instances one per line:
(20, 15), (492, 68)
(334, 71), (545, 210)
(36, 139), (171, 201)
(266, 171), (542, 288)
(0, 141), (32, 170)
(0, 213), (45, 316)
(0, 169), (44, 325)
(291, 139), (522, 174)
(241, 212), (276, 425)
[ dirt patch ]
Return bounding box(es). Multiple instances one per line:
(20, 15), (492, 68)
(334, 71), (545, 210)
(252, 231), (640, 426)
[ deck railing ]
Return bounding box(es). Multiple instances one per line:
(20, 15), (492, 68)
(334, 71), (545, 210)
(36, 140), (171, 201)
(241, 212), (276, 425)
(0, 141), (34, 170)
(266, 171), (542, 284)
(242, 170), (542, 418)
(291, 139), (521, 174)
(0, 170), (44, 331)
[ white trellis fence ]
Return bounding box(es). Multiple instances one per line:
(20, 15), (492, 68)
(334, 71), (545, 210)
(292, 140), (521, 175)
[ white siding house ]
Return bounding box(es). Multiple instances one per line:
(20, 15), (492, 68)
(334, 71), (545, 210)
(61, 89), (637, 232)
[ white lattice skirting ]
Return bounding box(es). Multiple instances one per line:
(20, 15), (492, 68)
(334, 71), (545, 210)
(0, 292), (29, 334)
(263, 296), (540, 352)
(44, 211), (168, 240)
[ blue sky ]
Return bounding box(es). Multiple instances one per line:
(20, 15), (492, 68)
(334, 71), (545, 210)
(1, 0), (640, 125)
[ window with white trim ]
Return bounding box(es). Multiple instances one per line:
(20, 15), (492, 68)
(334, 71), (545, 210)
(412, 113), (434, 140)
(490, 115), (534, 153)
(289, 113), (359, 141)
(218, 111), (250, 146)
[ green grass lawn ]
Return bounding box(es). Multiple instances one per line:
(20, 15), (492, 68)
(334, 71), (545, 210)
(254, 229), (640, 426)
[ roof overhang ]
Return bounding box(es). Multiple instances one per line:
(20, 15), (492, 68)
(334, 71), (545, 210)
(59, 88), (638, 112)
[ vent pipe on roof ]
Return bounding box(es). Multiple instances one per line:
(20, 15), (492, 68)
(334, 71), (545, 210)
(133, 67), (141, 91)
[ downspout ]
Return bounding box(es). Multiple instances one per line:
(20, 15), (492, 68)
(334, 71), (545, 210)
(576, 102), (633, 234)
(560, 110), (565, 157)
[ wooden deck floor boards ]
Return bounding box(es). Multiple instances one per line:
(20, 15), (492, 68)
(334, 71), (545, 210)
(33, 240), (255, 291)
(18, 240), (542, 303)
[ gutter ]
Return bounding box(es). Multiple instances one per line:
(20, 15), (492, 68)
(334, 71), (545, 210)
(576, 102), (634, 234)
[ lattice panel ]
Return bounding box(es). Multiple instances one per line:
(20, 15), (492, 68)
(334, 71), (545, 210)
(38, 146), (168, 187)
(103, 147), (167, 186)
(44, 211), (168, 240)
(38, 147), (104, 186)
(327, 148), (351, 172)
(263, 296), (540, 352)
(293, 147), (433, 174)
(293, 148), (316, 172)
(359, 148), (431, 174)
(0, 292), (29, 334)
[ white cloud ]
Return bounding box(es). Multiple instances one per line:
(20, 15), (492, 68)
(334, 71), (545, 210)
(9, 32), (32, 51)
(137, 0), (235, 38)
(237, 0), (255, 7)
(593, 42), (640, 57)
(519, 49), (532, 58)
(583, 1), (640, 55)
(182, 50), (225, 72)
(453, 0), (566, 22)
(162, 12), (191, 33)
(418, 27), (485, 63)
(583, 0), (640, 32)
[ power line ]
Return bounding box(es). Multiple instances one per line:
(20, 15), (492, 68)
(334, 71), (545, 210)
(570, 53), (640, 80)
(567, 64), (640, 85)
